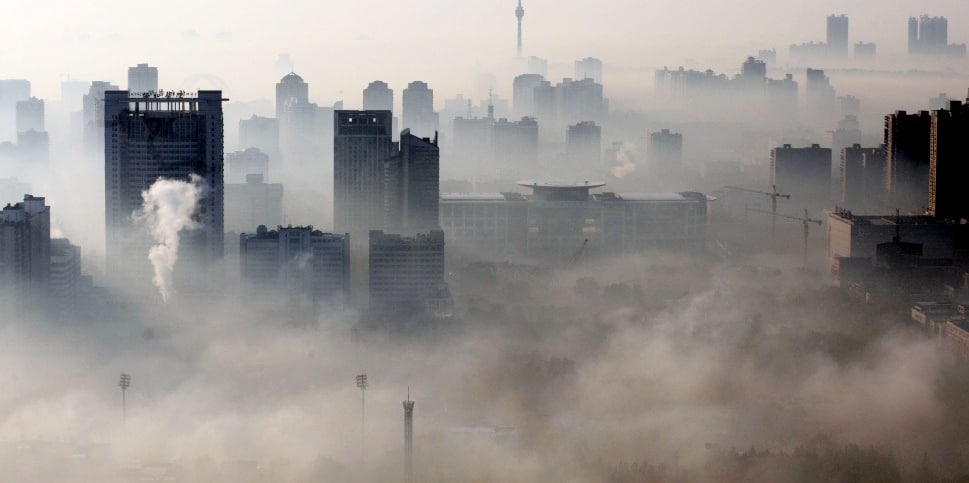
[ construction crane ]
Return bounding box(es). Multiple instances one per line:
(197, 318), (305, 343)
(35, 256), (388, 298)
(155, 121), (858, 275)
(749, 208), (822, 267)
(568, 239), (589, 268)
(724, 184), (791, 250)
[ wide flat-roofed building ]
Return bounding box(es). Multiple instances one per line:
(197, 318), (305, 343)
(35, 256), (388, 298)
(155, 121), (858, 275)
(827, 211), (954, 268)
(440, 182), (709, 260)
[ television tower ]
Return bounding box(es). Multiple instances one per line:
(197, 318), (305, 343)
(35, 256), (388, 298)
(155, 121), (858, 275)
(403, 388), (415, 483)
(515, 0), (525, 57)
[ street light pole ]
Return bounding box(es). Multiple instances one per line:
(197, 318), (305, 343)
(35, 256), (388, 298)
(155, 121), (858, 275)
(355, 374), (368, 454)
(119, 373), (131, 425)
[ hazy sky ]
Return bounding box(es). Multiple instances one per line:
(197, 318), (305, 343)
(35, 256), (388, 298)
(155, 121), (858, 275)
(4, 0), (969, 103)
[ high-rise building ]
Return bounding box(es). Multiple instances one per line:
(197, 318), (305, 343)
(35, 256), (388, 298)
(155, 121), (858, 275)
(225, 174), (284, 234)
(740, 57), (767, 90)
(826, 14), (849, 54)
(555, 78), (606, 125)
(841, 144), (885, 209)
(806, 68), (836, 123)
(574, 57), (603, 84)
(767, 74), (798, 118)
(0, 79), (30, 141)
(17, 129), (49, 165)
(854, 42), (877, 59)
(402, 81), (438, 139)
(909, 16), (966, 56)
(127, 63), (158, 93)
(240, 225), (350, 310)
(771, 144), (832, 205)
(384, 129), (440, 235)
(885, 110), (931, 212)
(526, 56), (548, 77)
(49, 238), (81, 321)
(928, 99), (969, 221)
(566, 121), (601, 164)
(239, 115), (280, 162)
(83, 81), (119, 158)
(226, 148), (270, 184)
(369, 229), (445, 318)
(15, 97), (44, 134)
(333, 110), (393, 239)
(363, 81), (394, 112)
(493, 117), (538, 166)
(103, 90), (225, 287)
(512, 74), (545, 118)
(275, 72), (309, 120)
(648, 129), (683, 172)
(832, 116), (863, 165)
(0, 195), (50, 314)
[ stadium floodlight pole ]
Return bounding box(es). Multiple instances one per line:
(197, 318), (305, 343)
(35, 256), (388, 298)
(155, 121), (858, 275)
(119, 373), (131, 425)
(356, 374), (368, 453)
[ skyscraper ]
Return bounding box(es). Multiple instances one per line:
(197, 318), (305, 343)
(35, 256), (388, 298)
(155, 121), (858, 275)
(648, 129), (683, 172)
(0, 195), (50, 314)
(512, 74), (545, 118)
(15, 97), (44, 134)
(49, 238), (82, 322)
(127, 63), (158, 93)
(841, 144), (885, 209)
(384, 129), (440, 234)
(885, 110), (931, 212)
(566, 121), (601, 164)
(363, 81), (394, 112)
(239, 114), (280, 162)
(369, 229), (445, 319)
(226, 148), (270, 184)
(826, 14), (849, 54)
(225, 174), (283, 234)
(333, 110), (393, 239)
(0, 79), (30, 141)
(402, 81), (438, 139)
(83, 81), (119, 158)
(275, 72), (309, 120)
(771, 144), (832, 206)
(574, 57), (603, 84)
(928, 99), (969, 220)
(103, 90), (225, 287)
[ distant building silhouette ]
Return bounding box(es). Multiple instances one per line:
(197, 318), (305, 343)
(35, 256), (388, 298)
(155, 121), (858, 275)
(574, 57), (603, 84)
(240, 225), (350, 311)
(555, 78), (606, 125)
(648, 129), (683, 172)
(771, 144), (832, 205)
(226, 148), (270, 184)
(909, 16), (966, 57)
(805, 68), (836, 123)
(333, 110), (394, 239)
(83, 81), (119, 158)
(827, 14), (849, 54)
(225, 174), (283, 234)
(15, 97), (43, 134)
(493, 117), (538, 166)
(49, 238), (81, 322)
(402, 81), (438, 139)
(103, 90), (225, 287)
(363, 81), (394, 112)
(239, 115), (280, 163)
(512, 74), (545, 118)
(384, 129), (440, 235)
(854, 42), (876, 59)
(566, 121), (601, 164)
(0, 79), (30, 141)
(127, 63), (158, 93)
(526, 56), (548, 77)
(841, 144), (886, 209)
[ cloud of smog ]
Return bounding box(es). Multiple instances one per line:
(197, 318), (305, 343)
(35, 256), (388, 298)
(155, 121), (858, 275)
(609, 142), (637, 179)
(134, 175), (204, 303)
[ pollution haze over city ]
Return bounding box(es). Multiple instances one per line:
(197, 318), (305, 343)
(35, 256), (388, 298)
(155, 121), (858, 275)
(6, 0), (969, 481)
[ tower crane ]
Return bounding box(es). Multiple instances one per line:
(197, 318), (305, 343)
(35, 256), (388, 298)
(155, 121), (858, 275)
(724, 184), (791, 250)
(748, 208), (822, 267)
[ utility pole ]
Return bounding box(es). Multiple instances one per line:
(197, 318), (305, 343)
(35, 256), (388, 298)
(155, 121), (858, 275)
(725, 184), (791, 250)
(119, 373), (131, 425)
(356, 374), (368, 454)
(403, 387), (415, 483)
(749, 208), (823, 267)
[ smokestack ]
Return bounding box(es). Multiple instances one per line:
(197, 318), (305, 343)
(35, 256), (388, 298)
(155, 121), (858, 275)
(403, 388), (414, 483)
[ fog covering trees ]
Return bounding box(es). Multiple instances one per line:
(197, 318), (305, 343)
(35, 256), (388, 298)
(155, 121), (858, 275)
(3, 249), (969, 481)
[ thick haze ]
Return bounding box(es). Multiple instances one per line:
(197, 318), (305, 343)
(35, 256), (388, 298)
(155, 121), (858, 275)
(4, 0), (968, 105)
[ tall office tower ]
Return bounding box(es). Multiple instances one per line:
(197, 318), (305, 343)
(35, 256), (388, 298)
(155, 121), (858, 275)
(771, 144), (832, 205)
(240, 225), (350, 310)
(103, 90), (225, 288)
(555, 78), (606, 125)
(369, 229), (445, 318)
(0, 195), (50, 314)
(226, 148), (270, 184)
(275, 72), (309, 120)
(826, 14), (849, 54)
(333, 110), (393, 239)
(526, 56), (548, 77)
(928, 99), (969, 220)
(574, 57), (603, 84)
(648, 129), (683, 172)
(384, 129), (440, 235)
(225, 174), (283, 234)
(239, 114), (280, 162)
(566, 121), (601, 164)
(831, 115), (862, 164)
(402, 81), (438, 139)
(493, 117), (538, 166)
(0, 80), (30, 142)
(512, 74), (545, 118)
(49, 238), (81, 322)
(840, 95), (861, 117)
(363, 81), (394, 111)
(740, 56), (767, 91)
(909, 16), (965, 56)
(841, 144), (885, 209)
(805, 68), (836, 123)
(127, 63), (158, 93)
(884, 110), (931, 212)
(515, 0), (524, 57)
(767, 74), (798, 119)
(452, 116), (493, 166)
(17, 130), (49, 165)
(83, 81), (119, 158)
(15, 97), (44, 134)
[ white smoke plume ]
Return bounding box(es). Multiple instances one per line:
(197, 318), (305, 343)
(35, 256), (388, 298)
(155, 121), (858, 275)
(609, 142), (637, 179)
(134, 175), (205, 303)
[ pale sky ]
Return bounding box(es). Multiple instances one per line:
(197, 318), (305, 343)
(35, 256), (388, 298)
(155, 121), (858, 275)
(3, 0), (968, 104)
